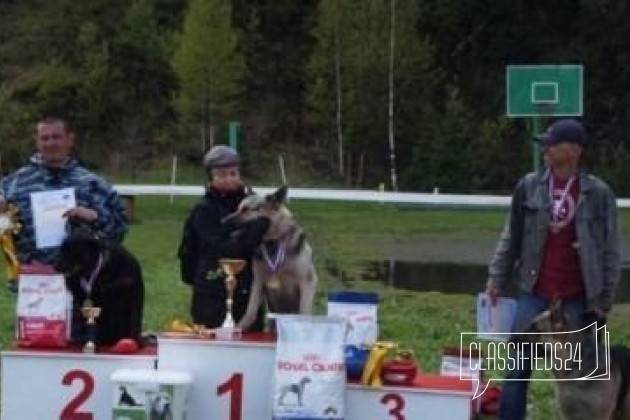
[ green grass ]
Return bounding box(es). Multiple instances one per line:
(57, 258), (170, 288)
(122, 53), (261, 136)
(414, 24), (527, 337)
(1, 196), (629, 419)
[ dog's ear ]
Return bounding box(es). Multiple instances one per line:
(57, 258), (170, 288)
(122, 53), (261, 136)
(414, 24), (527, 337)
(524, 311), (545, 334)
(549, 298), (566, 330)
(550, 298), (563, 317)
(266, 185), (288, 206)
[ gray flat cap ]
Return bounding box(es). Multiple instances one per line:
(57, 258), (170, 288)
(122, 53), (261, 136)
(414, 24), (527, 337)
(203, 145), (241, 169)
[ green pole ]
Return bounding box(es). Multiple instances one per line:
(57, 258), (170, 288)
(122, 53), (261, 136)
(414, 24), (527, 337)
(531, 116), (542, 172)
(228, 121), (240, 151)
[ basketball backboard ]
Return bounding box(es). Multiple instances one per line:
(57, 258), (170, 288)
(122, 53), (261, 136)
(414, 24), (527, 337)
(506, 65), (583, 117)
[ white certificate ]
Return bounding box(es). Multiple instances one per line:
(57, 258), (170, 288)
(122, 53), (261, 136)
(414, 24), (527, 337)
(30, 188), (76, 249)
(476, 292), (517, 341)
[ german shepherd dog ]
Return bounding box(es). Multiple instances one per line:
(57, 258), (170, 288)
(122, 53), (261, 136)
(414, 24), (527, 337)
(526, 300), (630, 419)
(55, 231), (144, 346)
(223, 186), (318, 331)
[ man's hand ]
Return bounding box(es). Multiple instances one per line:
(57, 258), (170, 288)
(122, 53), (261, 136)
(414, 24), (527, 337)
(486, 279), (500, 306)
(63, 206), (98, 222)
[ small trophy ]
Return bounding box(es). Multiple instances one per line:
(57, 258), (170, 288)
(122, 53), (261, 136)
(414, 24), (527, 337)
(80, 300), (101, 353)
(217, 258), (246, 339)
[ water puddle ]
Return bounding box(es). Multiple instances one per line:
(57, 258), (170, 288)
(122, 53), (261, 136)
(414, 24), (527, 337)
(327, 260), (630, 303)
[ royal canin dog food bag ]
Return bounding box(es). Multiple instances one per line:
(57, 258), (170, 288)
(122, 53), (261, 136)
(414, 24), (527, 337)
(273, 315), (346, 420)
(16, 265), (71, 348)
(327, 291), (378, 346)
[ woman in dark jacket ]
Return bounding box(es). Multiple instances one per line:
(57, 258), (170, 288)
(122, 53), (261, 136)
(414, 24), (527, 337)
(178, 145), (268, 330)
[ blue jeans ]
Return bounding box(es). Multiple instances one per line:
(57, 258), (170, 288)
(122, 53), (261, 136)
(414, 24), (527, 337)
(498, 293), (585, 420)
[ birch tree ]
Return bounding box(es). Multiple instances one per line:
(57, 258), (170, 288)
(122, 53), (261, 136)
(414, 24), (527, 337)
(173, 0), (244, 152)
(308, 0), (436, 187)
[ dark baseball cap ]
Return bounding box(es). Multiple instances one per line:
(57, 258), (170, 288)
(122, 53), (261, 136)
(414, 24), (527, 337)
(534, 119), (586, 147)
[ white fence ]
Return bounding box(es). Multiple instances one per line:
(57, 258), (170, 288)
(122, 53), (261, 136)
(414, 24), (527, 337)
(114, 184), (630, 209)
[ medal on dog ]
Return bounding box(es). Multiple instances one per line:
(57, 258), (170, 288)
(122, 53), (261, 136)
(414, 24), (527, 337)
(261, 240), (287, 289)
(266, 276), (281, 289)
(80, 253), (104, 311)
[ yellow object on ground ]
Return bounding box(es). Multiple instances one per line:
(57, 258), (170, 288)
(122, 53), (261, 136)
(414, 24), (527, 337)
(166, 319), (196, 333)
(1, 234), (19, 281)
(0, 204), (22, 283)
(361, 341), (398, 387)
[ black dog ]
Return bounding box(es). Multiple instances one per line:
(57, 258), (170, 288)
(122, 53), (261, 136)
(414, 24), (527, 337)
(55, 232), (144, 346)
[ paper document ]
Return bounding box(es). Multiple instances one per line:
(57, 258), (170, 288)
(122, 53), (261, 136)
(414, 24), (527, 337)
(476, 292), (517, 341)
(441, 354), (481, 379)
(30, 188), (76, 249)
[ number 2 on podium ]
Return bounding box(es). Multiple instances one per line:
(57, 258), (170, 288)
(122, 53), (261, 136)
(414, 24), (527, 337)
(60, 369), (94, 420)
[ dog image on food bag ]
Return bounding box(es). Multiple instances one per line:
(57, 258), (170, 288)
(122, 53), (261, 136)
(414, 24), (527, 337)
(55, 230), (144, 346)
(222, 186), (318, 331)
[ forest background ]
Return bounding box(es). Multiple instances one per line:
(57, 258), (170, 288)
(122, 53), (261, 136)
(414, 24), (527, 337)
(2, 0), (630, 194)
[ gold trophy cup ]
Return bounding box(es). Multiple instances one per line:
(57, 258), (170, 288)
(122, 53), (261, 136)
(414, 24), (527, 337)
(217, 258), (246, 339)
(80, 302), (101, 353)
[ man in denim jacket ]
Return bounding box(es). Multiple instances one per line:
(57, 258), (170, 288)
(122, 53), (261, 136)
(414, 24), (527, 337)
(0, 117), (127, 290)
(486, 119), (621, 419)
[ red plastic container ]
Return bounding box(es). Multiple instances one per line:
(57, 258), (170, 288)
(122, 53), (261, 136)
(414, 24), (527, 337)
(381, 353), (419, 386)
